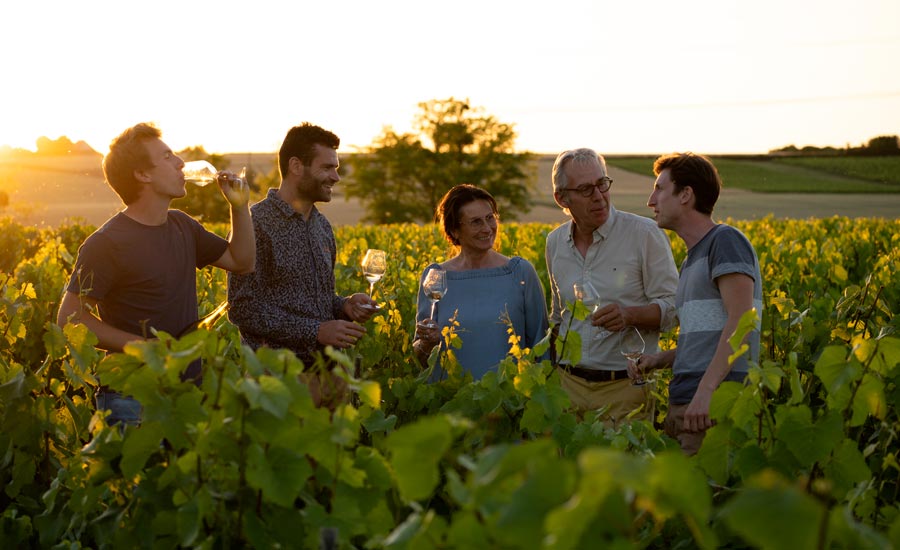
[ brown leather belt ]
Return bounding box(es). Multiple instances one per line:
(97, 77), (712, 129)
(559, 365), (629, 382)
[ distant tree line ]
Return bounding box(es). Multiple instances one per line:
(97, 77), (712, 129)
(17, 118), (896, 225)
(770, 135), (900, 156)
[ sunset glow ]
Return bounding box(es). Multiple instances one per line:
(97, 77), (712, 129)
(1, 0), (898, 156)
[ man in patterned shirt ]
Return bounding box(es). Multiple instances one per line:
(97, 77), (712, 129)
(636, 152), (763, 454)
(227, 123), (376, 406)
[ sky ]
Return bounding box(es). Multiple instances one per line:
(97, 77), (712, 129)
(1, 0), (898, 156)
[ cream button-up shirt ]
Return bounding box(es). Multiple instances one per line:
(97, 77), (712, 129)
(545, 206), (679, 370)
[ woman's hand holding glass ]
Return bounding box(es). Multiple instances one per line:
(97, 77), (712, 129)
(422, 268), (447, 327)
(415, 268), (447, 357)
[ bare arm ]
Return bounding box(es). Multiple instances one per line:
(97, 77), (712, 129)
(596, 303), (662, 333)
(628, 348), (676, 380)
(682, 273), (755, 432)
(56, 291), (146, 352)
(211, 176), (255, 274)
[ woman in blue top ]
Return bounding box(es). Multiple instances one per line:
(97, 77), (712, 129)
(413, 184), (549, 380)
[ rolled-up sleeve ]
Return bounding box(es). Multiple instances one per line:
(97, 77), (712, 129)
(642, 226), (679, 331)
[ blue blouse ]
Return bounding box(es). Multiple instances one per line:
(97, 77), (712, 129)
(415, 256), (549, 380)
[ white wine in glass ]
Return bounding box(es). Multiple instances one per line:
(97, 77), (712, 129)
(183, 160), (246, 187)
(361, 249), (387, 298)
(619, 326), (647, 385)
(422, 268), (447, 324)
(573, 280), (610, 339)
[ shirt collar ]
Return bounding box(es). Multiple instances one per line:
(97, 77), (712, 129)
(566, 205), (619, 243)
(267, 188), (319, 221)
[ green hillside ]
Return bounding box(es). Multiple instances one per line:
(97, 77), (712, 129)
(606, 156), (900, 193)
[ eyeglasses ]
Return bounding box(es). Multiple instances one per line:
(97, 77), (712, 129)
(563, 177), (613, 197)
(460, 212), (500, 230)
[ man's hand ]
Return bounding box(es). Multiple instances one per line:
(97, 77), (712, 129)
(317, 319), (366, 349)
(217, 171), (250, 207)
(344, 293), (378, 323)
(626, 349), (674, 381)
(683, 389), (714, 432)
(593, 303), (629, 332)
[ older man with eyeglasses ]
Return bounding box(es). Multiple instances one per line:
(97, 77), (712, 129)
(545, 148), (678, 427)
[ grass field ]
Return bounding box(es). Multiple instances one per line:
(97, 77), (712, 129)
(1, 152), (899, 228)
(607, 155), (900, 193)
(771, 156), (900, 185)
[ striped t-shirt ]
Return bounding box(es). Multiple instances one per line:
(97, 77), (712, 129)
(669, 224), (763, 405)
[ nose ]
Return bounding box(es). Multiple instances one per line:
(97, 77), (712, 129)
(176, 155), (185, 169)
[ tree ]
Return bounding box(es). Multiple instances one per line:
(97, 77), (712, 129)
(35, 135), (75, 155)
(864, 135), (900, 156)
(344, 98), (534, 224)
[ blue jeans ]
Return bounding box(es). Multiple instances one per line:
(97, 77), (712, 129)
(96, 390), (142, 426)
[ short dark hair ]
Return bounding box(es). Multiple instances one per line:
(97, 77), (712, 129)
(278, 123), (340, 178)
(102, 122), (161, 205)
(435, 184), (499, 246)
(653, 152), (721, 215)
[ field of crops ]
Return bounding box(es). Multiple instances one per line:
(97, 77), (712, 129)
(1, 215), (899, 548)
(607, 155), (900, 193)
(771, 156), (900, 186)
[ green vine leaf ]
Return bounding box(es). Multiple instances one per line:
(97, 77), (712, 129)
(720, 469), (824, 550)
(386, 415), (454, 502)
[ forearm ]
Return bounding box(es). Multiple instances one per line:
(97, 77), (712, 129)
(622, 303), (662, 331)
(227, 205), (255, 273)
(57, 291), (145, 351)
(645, 348), (676, 372)
(412, 338), (436, 366)
(694, 327), (741, 398)
(58, 305), (143, 352)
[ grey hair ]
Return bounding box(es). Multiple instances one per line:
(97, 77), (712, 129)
(551, 148), (608, 194)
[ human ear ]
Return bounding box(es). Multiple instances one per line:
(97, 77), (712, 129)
(133, 169), (152, 183)
(289, 156), (305, 176)
(553, 191), (569, 209)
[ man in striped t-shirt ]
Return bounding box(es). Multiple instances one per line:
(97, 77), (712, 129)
(634, 152), (762, 454)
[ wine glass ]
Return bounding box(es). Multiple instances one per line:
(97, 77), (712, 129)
(572, 280), (610, 339)
(183, 160), (246, 187)
(619, 326), (646, 385)
(422, 268), (447, 325)
(361, 249), (387, 298)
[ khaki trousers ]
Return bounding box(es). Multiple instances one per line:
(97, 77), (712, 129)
(557, 367), (654, 427)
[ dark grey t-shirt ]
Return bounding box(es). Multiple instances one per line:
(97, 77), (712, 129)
(67, 210), (228, 338)
(669, 224), (763, 405)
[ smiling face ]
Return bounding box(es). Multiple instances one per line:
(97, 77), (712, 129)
(555, 159), (611, 232)
(295, 144), (340, 203)
(452, 199), (498, 253)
